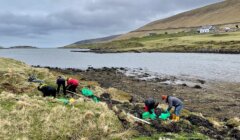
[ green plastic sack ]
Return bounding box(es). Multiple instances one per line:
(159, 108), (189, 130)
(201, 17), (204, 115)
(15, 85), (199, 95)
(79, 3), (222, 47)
(58, 98), (69, 105)
(142, 112), (150, 119)
(81, 88), (93, 96)
(150, 112), (157, 120)
(92, 96), (99, 103)
(159, 111), (171, 120)
(142, 110), (157, 120)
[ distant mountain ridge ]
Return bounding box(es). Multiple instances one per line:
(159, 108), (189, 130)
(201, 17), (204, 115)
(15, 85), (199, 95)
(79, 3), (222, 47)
(9, 46), (37, 49)
(72, 35), (121, 45)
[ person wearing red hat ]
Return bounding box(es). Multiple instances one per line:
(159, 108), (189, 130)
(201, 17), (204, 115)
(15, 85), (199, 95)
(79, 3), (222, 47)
(161, 95), (183, 122)
(66, 78), (79, 93)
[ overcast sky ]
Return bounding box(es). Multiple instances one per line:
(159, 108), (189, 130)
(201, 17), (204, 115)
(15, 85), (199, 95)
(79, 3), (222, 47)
(0, 0), (221, 48)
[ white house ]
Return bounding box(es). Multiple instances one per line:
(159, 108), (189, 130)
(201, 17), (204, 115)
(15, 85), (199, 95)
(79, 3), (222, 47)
(198, 25), (215, 33)
(224, 27), (231, 32)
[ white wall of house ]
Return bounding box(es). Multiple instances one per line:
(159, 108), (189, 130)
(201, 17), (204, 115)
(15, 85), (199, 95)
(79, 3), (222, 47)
(200, 29), (210, 33)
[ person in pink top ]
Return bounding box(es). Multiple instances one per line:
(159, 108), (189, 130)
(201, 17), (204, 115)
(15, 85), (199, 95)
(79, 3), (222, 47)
(66, 78), (79, 92)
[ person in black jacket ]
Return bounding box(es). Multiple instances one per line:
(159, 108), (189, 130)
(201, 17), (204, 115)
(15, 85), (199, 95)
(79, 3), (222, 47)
(38, 84), (56, 98)
(56, 76), (66, 95)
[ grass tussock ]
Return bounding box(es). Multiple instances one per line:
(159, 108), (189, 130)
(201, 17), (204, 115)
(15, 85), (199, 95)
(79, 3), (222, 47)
(0, 92), (129, 140)
(89, 86), (132, 103)
(106, 88), (132, 103)
(0, 58), (135, 139)
(0, 58), (55, 94)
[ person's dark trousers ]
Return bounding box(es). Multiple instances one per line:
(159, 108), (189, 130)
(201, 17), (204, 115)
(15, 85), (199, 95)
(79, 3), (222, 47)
(57, 83), (66, 95)
(67, 85), (77, 92)
(57, 78), (66, 95)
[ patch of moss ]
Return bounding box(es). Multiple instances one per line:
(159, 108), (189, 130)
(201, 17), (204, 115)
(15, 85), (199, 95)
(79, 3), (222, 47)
(44, 80), (57, 88)
(47, 101), (60, 108)
(29, 113), (45, 139)
(0, 100), (16, 111)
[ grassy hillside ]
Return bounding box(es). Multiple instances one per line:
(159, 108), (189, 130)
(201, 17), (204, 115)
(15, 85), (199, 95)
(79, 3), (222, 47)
(70, 35), (121, 46)
(65, 31), (240, 53)
(0, 58), (131, 140)
(138, 0), (240, 30)
(64, 0), (240, 53)
(118, 0), (240, 40)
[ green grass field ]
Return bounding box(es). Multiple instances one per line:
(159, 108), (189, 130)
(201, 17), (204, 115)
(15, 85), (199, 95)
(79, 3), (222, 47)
(65, 31), (240, 53)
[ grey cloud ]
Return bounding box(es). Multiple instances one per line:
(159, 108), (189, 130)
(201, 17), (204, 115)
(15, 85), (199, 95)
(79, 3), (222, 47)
(0, 0), (222, 47)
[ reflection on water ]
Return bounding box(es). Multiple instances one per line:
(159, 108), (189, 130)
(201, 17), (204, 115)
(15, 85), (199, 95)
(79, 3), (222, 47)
(0, 49), (240, 82)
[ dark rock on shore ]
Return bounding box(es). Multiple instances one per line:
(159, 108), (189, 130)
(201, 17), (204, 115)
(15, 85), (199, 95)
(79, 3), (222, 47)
(187, 114), (214, 129)
(182, 83), (188, 87)
(197, 79), (206, 84)
(229, 127), (240, 139)
(109, 100), (238, 139)
(193, 85), (202, 89)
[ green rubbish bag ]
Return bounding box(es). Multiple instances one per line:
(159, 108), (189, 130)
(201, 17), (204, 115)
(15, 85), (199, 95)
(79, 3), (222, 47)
(150, 112), (157, 120)
(81, 88), (93, 97)
(92, 96), (99, 103)
(142, 112), (150, 119)
(142, 110), (157, 120)
(58, 98), (69, 105)
(159, 111), (171, 120)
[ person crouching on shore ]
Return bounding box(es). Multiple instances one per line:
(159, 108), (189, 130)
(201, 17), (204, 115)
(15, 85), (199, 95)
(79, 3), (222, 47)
(161, 95), (183, 122)
(144, 98), (159, 114)
(56, 76), (66, 95)
(66, 77), (79, 93)
(38, 83), (57, 98)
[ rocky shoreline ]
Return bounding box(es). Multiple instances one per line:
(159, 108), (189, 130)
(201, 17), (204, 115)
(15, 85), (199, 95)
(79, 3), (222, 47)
(32, 65), (240, 139)
(69, 48), (240, 54)
(33, 65), (240, 120)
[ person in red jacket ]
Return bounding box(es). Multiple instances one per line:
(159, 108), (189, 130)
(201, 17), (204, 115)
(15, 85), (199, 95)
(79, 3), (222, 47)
(144, 98), (159, 113)
(66, 78), (79, 93)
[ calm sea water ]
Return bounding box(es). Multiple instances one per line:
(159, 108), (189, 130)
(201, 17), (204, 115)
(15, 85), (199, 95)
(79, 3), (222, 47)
(1, 49), (240, 82)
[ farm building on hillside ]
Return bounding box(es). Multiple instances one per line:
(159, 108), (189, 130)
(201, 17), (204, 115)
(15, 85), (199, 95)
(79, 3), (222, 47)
(224, 27), (231, 32)
(149, 33), (157, 36)
(198, 25), (215, 33)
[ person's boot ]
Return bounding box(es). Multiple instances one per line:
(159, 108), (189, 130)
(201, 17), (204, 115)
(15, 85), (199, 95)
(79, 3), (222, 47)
(175, 116), (180, 122)
(171, 114), (176, 121)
